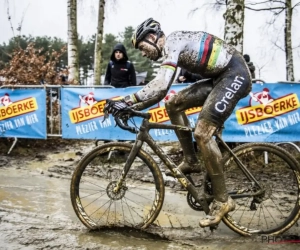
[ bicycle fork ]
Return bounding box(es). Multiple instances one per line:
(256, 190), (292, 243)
(112, 139), (144, 194)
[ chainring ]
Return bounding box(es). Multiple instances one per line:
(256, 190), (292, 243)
(186, 192), (204, 211)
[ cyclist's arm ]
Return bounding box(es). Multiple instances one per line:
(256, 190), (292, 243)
(124, 51), (180, 109)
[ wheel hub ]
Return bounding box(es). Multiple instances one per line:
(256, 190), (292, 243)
(106, 181), (127, 200)
(253, 183), (272, 204)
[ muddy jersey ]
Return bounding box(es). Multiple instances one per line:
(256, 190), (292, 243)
(133, 31), (236, 103)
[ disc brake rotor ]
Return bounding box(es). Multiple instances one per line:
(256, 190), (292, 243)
(106, 181), (127, 200)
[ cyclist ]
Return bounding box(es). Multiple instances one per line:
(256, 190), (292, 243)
(104, 18), (252, 227)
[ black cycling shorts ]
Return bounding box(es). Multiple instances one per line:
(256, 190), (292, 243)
(198, 51), (252, 127)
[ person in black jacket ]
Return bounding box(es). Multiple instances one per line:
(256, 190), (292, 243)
(243, 54), (256, 79)
(104, 43), (137, 88)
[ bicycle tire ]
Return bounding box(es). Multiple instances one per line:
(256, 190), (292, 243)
(221, 142), (300, 236)
(70, 142), (165, 230)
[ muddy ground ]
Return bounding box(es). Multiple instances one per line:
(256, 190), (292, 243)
(0, 138), (299, 249)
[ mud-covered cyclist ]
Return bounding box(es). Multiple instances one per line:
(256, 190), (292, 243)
(104, 18), (252, 227)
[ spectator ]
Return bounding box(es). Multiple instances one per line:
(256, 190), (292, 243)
(104, 43), (136, 88)
(176, 68), (203, 83)
(243, 54), (256, 79)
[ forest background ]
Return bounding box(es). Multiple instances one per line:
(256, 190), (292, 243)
(0, 0), (299, 84)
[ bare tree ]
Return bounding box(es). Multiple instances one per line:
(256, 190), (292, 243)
(67, 0), (79, 84)
(192, 0), (300, 81)
(285, 0), (294, 81)
(93, 0), (106, 85)
(4, 0), (29, 48)
(189, 0), (245, 52)
(244, 0), (300, 81)
(223, 0), (245, 53)
(86, 0), (171, 85)
(255, 61), (269, 79)
(5, 0), (16, 39)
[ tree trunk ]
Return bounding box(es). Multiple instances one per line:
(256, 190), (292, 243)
(94, 0), (106, 85)
(67, 0), (79, 84)
(223, 0), (245, 53)
(285, 0), (294, 81)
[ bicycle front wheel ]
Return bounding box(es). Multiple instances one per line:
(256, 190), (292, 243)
(221, 143), (300, 236)
(70, 142), (165, 230)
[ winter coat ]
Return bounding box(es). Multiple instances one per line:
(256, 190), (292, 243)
(247, 62), (256, 79)
(104, 43), (136, 88)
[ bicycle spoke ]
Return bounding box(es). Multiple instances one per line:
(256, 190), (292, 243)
(82, 192), (107, 210)
(126, 189), (154, 202)
(123, 196), (150, 219)
(123, 197), (136, 226)
(261, 205), (269, 229)
(269, 194), (288, 218)
(237, 199), (249, 225)
(222, 143), (300, 236)
(80, 190), (106, 200)
(121, 199), (127, 226)
(263, 202), (279, 228)
(70, 143), (164, 229)
(106, 200), (114, 225)
(248, 203), (259, 229)
(92, 200), (112, 225)
(114, 201), (117, 225)
(257, 204), (262, 229)
(82, 179), (107, 191)
(123, 193), (152, 208)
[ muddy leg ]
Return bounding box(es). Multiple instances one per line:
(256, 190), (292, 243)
(165, 81), (212, 173)
(194, 120), (228, 201)
(194, 120), (235, 227)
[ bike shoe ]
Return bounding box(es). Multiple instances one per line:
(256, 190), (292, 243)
(165, 161), (202, 176)
(199, 196), (235, 228)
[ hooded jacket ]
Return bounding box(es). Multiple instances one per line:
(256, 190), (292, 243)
(243, 54), (256, 79)
(247, 62), (256, 79)
(104, 43), (137, 88)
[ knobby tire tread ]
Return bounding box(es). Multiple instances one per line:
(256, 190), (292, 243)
(221, 142), (300, 236)
(70, 142), (165, 230)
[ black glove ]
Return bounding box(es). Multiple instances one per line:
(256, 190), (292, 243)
(103, 99), (129, 117)
(183, 70), (192, 79)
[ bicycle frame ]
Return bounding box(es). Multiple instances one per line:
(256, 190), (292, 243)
(114, 117), (264, 215)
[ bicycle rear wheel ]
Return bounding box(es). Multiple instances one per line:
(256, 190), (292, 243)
(221, 143), (300, 236)
(70, 142), (165, 230)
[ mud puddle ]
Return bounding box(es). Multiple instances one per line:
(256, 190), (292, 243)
(0, 139), (299, 249)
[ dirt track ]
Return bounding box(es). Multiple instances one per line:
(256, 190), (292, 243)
(0, 138), (299, 249)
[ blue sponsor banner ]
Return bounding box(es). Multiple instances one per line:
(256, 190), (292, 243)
(61, 83), (300, 142)
(224, 83), (300, 142)
(0, 89), (47, 139)
(61, 86), (183, 140)
(61, 87), (143, 140)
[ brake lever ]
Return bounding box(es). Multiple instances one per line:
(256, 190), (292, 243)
(102, 110), (109, 123)
(120, 113), (130, 125)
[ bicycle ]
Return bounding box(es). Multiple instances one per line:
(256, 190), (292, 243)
(70, 108), (300, 236)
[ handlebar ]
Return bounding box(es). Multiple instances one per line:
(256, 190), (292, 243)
(113, 108), (151, 134)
